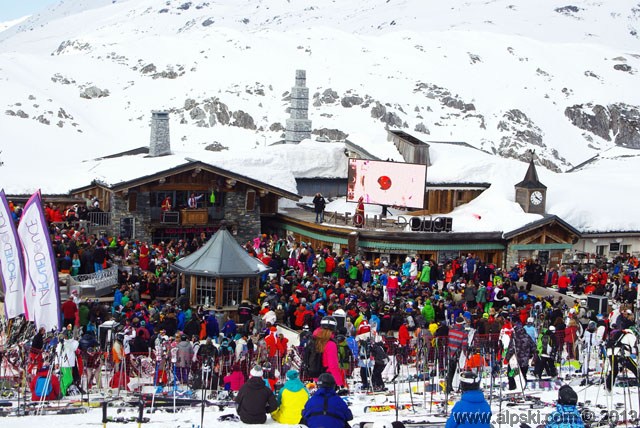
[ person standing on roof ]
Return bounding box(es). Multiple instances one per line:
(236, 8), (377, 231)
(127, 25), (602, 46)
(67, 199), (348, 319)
(312, 193), (326, 223)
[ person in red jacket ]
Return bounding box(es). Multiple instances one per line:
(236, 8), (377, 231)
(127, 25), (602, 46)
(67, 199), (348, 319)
(558, 273), (571, 294)
(61, 295), (78, 328)
(398, 318), (411, 364)
(325, 254), (336, 276)
(294, 304), (307, 329)
(30, 366), (61, 401)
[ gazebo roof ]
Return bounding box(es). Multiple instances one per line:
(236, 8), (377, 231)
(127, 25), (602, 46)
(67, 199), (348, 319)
(172, 227), (270, 278)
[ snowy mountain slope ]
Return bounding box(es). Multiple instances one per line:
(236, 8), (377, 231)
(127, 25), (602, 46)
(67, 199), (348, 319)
(0, 0), (638, 232)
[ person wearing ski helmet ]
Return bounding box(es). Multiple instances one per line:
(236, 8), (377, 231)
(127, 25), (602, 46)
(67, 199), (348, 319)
(604, 323), (638, 392)
(445, 371), (491, 428)
(301, 373), (353, 428)
(545, 385), (584, 428)
(311, 316), (344, 387)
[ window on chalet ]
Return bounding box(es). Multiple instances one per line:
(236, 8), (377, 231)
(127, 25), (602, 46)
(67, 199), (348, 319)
(246, 189), (256, 211)
(128, 192), (137, 212)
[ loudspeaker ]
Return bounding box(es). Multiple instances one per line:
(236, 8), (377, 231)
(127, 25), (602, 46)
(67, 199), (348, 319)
(98, 320), (119, 352)
(587, 295), (608, 315)
(333, 314), (346, 335)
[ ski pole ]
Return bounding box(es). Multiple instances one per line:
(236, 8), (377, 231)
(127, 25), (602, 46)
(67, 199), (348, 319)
(102, 400), (108, 428)
(137, 399), (144, 428)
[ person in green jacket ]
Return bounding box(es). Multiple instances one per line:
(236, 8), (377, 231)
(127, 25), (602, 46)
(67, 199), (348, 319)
(476, 282), (487, 311)
(317, 256), (326, 276)
(421, 299), (435, 324)
(78, 302), (90, 329)
(419, 263), (431, 284)
(348, 263), (359, 283)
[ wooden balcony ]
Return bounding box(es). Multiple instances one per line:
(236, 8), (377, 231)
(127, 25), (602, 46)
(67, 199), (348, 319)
(180, 208), (208, 225)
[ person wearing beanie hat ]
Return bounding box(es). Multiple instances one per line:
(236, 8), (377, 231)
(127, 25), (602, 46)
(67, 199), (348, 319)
(503, 320), (537, 390)
(524, 317), (538, 343)
(446, 314), (469, 393)
(235, 365), (278, 424)
(271, 369), (309, 424)
(546, 385), (584, 428)
(446, 371), (491, 428)
(302, 373), (353, 428)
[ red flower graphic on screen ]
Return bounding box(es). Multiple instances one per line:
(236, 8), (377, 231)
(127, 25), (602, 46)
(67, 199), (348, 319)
(377, 175), (392, 190)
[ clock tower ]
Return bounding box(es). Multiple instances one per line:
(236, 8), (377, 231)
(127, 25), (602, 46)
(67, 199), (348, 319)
(514, 153), (547, 214)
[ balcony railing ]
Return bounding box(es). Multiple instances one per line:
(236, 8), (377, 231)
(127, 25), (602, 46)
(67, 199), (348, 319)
(68, 265), (118, 297)
(88, 211), (112, 227)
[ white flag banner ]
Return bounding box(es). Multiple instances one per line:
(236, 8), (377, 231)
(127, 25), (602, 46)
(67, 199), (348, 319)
(0, 190), (26, 319)
(17, 191), (60, 331)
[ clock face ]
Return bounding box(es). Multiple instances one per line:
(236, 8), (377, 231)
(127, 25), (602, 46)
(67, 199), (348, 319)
(530, 191), (543, 206)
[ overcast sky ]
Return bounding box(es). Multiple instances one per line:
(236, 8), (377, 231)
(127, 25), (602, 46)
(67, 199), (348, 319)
(0, 0), (57, 21)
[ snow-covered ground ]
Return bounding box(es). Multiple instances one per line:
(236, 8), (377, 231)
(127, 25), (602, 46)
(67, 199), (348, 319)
(0, 379), (635, 428)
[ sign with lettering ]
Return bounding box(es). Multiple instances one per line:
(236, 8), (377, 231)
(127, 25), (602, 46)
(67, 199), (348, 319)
(328, 212), (453, 232)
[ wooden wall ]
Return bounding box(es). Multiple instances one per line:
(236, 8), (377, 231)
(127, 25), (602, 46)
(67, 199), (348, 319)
(424, 189), (484, 214)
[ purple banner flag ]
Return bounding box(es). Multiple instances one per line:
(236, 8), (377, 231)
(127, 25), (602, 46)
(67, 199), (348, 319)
(0, 190), (26, 319)
(17, 191), (60, 331)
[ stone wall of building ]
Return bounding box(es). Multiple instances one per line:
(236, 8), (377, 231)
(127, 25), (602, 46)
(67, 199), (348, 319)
(224, 191), (261, 244)
(111, 193), (153, 243)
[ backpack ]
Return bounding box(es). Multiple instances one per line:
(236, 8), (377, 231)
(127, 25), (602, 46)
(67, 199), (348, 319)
(358, 340), (371, 360)
(302, 337), (326, 378)
(35, 376), (53, 397)
(338, 342), (351, 368)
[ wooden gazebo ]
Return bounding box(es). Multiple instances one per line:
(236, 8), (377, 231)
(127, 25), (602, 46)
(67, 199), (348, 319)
(171, 227), (270, 310)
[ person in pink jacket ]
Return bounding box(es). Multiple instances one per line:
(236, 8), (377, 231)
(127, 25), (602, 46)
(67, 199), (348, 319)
(313, 316), (344, 387)
(223, 363), (246, 391)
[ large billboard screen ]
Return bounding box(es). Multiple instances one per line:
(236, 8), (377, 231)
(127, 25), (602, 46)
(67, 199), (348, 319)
(346, 159), (426, 209)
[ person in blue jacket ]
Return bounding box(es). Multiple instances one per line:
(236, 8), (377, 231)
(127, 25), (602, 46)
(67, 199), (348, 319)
(545, 385), (584, 428)
(445, 371), (491, 428)
(301, 373), (353, 428)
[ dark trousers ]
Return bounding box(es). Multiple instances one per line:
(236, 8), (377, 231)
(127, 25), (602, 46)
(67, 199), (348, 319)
(372, 362), (384, 388)
(446, 358), (457, 393)
(360, 367), (371, 389)
(606, 355), (637, 391)
(507, 365), (528, 390)
(533, 356), (557, 378)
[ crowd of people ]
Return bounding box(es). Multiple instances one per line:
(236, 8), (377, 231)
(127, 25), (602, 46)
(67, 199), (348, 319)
(14, 221), (640, 426)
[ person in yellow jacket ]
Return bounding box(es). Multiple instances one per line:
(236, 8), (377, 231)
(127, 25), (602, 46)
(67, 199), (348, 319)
(271, 369), (309, 424)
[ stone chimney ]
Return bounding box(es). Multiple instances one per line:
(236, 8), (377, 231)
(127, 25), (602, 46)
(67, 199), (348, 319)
(285, 70), (312, 144)
(149, 110), (171, 157)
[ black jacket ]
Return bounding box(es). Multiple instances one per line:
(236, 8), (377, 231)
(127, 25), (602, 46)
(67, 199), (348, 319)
(235, 376), (278, 424)
(32, 332), (44, 351)
(312, 195), (326, 213)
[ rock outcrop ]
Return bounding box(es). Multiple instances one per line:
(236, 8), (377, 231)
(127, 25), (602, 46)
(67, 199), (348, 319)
(565, 103), (640, 149)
